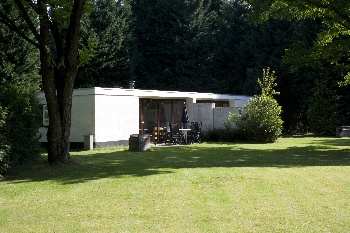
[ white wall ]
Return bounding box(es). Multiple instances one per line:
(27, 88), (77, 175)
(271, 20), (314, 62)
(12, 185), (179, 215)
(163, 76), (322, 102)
(213, 107), (240, 129)
(190, 103), (215, 132)
(39, 89), (139, 145)
(39, 92), (96, 143)
(188, 104), (243, 132)
(71, 94), (95, 142)
(94, 95), (139, 144)
(234, 99), (249, 108)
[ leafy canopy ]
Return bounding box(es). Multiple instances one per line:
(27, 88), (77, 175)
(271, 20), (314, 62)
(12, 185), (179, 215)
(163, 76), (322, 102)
(0, 0), (94, 66)
(246, 0), (350, 86)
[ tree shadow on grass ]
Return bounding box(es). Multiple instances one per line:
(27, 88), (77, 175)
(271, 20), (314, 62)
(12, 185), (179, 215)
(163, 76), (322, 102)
(4, 139), (350, 185)
(309, 137), (350, 147)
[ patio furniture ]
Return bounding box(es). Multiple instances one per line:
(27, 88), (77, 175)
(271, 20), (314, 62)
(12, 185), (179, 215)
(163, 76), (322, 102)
(163, 122), (183, 144)
(151, 126), (166, 144)
(165, 122), (172, 144)
(188, 122), (202, 143)
(170, 123), (182, 144)
(179, 128), (191, 144)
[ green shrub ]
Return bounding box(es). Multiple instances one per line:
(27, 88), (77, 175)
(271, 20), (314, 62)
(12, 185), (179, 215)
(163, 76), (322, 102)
(0, 84), (41, 175)
(228, 95), (283, 143)
(308, 78), (343, 136)
(203, 128), (246, 142)
(0, 106), (9, 174)
(0, 25), (41, 175)
(225, 68), (283, 143)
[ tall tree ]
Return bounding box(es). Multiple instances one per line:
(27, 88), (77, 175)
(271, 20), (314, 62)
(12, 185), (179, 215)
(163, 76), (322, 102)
(0, 0), (86, 164)
(308, 70), (343, 135)
(0, 24), (40, 84)
(75, 0), (134, 88)
(131, 0), (220, 91)
(246, 0), (350, 86)
(211, 0), (247, 94)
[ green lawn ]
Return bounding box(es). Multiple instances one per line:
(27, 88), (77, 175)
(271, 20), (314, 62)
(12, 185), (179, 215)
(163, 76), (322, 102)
(1, 137), (350, 232)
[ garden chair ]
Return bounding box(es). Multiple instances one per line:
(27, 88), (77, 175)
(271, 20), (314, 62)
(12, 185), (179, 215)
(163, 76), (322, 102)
(188, 122), (202, 143)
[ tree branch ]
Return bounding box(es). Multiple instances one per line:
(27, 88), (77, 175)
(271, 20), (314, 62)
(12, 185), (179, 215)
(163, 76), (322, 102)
(23, 0), (39, 14)
(48, 4), (64, 60)
(0, 10), (39, 48)
(65, 0), (86, 67)
(12, 0), (41, 43)
(303, 0), (350, 29)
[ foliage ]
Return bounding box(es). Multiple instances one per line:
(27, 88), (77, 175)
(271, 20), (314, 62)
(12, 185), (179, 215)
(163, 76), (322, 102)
(0, 84), (41, 175)
(0, 90), (41, 174)
(228, 95), (283, 142)
(210, 0), (254, 94)
(78, 36), (98, 67)
(339, 74), (350, 87)
(0, 0), (87, 164)
(247, 0), (350, 86)
(0, 25), (40, 84)
(307, 76), (343, 136)
(226, 68), (283, 143)
(203, 128), (246, 142)
(131, 0), (220, 91)
(76, 0), (134, 88)
(258, 67), (279, 96)
(0, 22), (41, 175)
(0, 106), (9, 174)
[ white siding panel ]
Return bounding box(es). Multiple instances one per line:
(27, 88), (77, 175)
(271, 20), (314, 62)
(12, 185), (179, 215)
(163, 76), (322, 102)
(70, 94), (95, 142)
(94, 95), (139, 143)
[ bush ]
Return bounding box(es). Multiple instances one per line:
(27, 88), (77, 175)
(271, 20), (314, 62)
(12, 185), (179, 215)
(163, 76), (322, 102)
(204, 128), (246, 142)
(0, 106), (9, 174)
(228, 95), (283, 143)
(225, 68), (283, 143)
(0, 84), (41, 175)
(308, 78), (343, 136)
(0, 25), (41, 175)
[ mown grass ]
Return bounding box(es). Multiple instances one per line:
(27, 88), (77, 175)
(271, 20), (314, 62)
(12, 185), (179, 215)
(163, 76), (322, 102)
(1, 137), (350, 232)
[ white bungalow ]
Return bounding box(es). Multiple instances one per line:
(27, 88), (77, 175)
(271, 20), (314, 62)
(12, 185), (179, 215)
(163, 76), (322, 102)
(39, 87), (251, 148)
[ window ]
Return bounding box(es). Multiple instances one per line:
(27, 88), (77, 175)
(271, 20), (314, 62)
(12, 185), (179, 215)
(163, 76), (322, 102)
(43, 105), (49, 126)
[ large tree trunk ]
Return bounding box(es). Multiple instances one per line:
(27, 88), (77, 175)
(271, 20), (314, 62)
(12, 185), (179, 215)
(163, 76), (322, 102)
(38, 0), (85, 164)
(41, 67), (74, 163)
(40, 42), (75, 164)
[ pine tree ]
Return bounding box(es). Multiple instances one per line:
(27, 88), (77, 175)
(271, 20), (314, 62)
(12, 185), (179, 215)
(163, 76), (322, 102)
(75, 0), (134, 88)
(131, 0), (219, 91)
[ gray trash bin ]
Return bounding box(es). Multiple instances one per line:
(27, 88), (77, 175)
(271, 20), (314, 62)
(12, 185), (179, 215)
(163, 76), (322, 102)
(138, 134), (150, 151)
(129, 134), (150, 151)
(129, 134), (139, 151)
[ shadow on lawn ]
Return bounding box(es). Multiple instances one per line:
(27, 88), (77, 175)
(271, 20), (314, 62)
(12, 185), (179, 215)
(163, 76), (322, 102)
(5, 139), (350, 184)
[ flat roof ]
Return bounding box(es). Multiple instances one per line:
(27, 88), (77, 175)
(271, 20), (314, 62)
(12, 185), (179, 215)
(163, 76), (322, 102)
(39, 87), (252, 101)
(90, 87), (251, 101)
